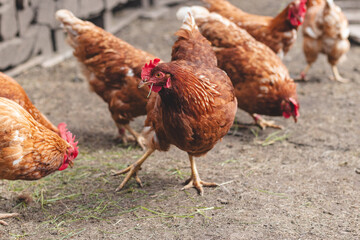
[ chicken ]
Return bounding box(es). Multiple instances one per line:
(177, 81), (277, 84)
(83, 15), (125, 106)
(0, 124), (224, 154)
(112, 13), (237, 195)
(0, 97), (78, 225)
(56, 10), (160, 149)
(0, 72), (59, 134)
(300, 0), (350, 83)
(203, 0), (307, 58)
(177, 6), (300, 129)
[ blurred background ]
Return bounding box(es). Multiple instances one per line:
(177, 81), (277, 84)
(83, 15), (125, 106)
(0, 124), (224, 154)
(1, 0), (358, 76)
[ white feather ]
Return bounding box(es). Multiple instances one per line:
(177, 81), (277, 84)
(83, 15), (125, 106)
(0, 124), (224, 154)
(305, 27), (319, 39)
(13, 156), (23, 166)
(326, 0), (334, 7)
(176, 6), (210, 21)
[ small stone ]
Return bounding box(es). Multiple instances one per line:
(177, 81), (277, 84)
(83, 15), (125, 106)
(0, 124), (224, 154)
(217, 198), (229, 204)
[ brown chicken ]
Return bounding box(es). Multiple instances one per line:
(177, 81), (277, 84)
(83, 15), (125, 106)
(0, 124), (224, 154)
(0, 97), (78, 225)
(178, 6), (299, 129)
(112, 13), (237, 195)
(301, 0), (350, 82)
(56, 9), (160, 149)
(203, 0), (307, 58)
(0, 72), (59, 134)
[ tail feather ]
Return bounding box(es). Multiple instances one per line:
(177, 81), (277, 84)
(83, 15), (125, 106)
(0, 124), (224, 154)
(325, 0), (334, 7)
(174, 9), (200, 40)
(180, 11), (198, 32)
(176, 6), (210, 21)
(176, 6), (236, 28)
(55, 9), (92, 36)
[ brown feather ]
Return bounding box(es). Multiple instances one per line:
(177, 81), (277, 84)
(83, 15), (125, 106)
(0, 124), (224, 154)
(302, 0), (350, 67)
(0, 72), (59, 134)
(0, 98), (69, 180)
(144, 14), (237, 157)
(56, 10), (160, 132)
(192, 8), (298, 117)
(203, 0), (303, 55)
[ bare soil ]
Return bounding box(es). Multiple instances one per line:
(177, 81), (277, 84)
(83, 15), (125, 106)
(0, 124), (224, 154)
(1, 0), (360, 239)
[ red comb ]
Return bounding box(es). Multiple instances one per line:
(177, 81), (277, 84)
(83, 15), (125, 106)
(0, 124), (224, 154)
(58, 122), (68, 140)
(58, 122), (79, 152)
(141, 58), (161, 80)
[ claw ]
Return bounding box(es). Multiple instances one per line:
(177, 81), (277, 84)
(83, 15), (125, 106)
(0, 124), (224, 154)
(182, 178), (218, 196)
(252, 114), (283, 130)
(182, 155), (218, 196)
(0, 213), (19, 226)
(112, 148), (154, 192)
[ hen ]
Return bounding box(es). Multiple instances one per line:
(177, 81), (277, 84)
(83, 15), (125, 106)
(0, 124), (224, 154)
(0, 72), (59, 134)
(0, 97), (78, 225)
(112, 13), (237, 195)
(56, 10), (160, 149)
(301, 0), (350, 82)
(177, 6), (299, 129)
(203, 0), (307, 58)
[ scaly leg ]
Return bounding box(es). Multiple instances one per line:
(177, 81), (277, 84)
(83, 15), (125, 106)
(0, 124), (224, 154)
(0, 213), (19, 226)
(299, 64), (312, 81)
(252, 114), (283, 130)
(115, 124), (146, 150)
(114, 124), (131, 145)
(331, 65), (349, 83)
(123, 124), (147, 151)
(182, 155), (218, 196)
(111, 148), (155, 192)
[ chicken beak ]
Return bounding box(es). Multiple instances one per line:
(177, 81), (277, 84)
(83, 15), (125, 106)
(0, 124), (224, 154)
(139, 79), (150, 88)
(69, 161), (74, 168)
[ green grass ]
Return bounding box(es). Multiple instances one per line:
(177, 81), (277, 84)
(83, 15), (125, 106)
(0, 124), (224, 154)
(254, 188), (288, 199)
(252, 130), (290, 146)
(2, 145), (231, 239)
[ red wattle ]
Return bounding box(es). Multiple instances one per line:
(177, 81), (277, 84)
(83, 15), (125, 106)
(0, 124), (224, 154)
(59, 155), (69, 171)
(283, 112), (291, 119)
(151, 85), (163, 93)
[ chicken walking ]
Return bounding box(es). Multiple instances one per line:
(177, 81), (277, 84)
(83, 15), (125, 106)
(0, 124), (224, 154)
(56, 9), (160, 149)
(112, 13), (237, 195)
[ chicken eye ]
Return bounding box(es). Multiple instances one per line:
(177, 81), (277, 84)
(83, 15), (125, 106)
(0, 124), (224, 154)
(156, 72), (162, 78)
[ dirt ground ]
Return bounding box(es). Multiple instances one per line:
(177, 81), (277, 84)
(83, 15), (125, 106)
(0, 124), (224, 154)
(1, 0), (360, 239)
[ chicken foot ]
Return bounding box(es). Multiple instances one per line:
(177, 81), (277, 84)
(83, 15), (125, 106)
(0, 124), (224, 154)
(331, 65), (349, 83)
(299, 63), (312, 81)
(0, 213), (19, 226)
(112, 148), (155, 192)
(123, 124), (147, 150)
(182, 155), (218, 196)
(115, 124), (146, 150)
(252, 114), (283, 129)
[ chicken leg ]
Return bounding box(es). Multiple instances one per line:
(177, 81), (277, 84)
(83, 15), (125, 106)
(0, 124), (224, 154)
(331, 65), (349, 83)
(115, 124), (146, 150)
(112, 148), (154, 192)
(182, 155), (218, 196)
(0, 213), (19, 226)
(300, 63), (312, 81)
(252, 114), (283, 130)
